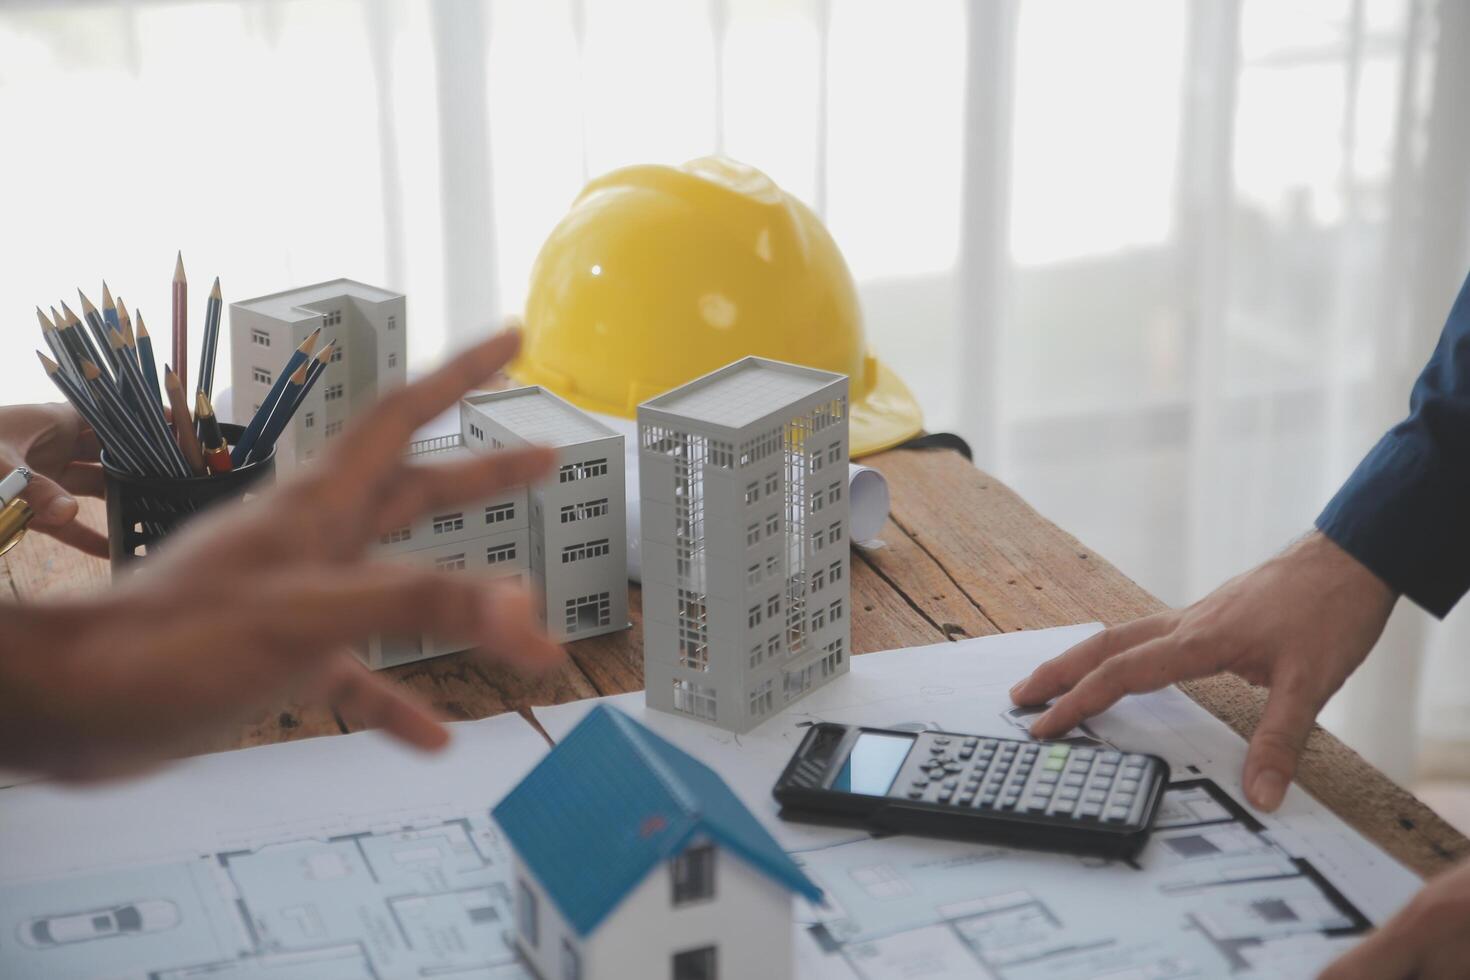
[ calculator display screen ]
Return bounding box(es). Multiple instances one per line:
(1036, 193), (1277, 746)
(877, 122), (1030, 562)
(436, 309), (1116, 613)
(832, 732), (916, 796)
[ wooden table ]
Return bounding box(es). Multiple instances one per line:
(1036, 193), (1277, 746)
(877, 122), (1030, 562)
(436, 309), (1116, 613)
(6, 447), (1466, 878)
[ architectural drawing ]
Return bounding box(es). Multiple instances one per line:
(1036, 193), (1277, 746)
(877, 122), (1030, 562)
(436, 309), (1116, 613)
(360, 432), (531, 669)
(639, 357), (851, 733)
(461, 387), (629, 642)
(229, 279), (406, 470)
(494, 704), (821, 980)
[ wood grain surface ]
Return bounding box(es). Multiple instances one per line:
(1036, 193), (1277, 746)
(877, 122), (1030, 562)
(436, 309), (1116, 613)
(6, 450), (1466, 878)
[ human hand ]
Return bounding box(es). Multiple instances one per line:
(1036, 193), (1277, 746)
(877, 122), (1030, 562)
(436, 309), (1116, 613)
(0, 402), (108, 556)
(1319, 858), (1470, 979)
(1009, 532), (1396, 810)
(0, 329), (564, 780)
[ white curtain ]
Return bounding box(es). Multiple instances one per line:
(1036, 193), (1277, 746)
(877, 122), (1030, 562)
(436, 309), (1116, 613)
(1, 0), (1466, 780)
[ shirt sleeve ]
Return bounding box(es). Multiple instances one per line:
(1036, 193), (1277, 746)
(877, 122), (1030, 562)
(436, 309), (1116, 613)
(1317, 271), (1470, 618)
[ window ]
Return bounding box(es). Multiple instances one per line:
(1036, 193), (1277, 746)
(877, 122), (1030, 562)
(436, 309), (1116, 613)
(749, 642), (763, 669)
(830, 560), (843, 583)
(747, 605), (762, 628)
(387, 351), (398, 368)
(829, 481), (843, 504)
(830, 599), (844, 622)
(765, 555), (779, 577)
(387, 315), (397, 331)
(828, 444), (841, 465)
(811, 488), (824, 514)
(765, 514), (779, 536)
(250, 328), (271, 347)
(672, 679), (716, 721)
(435, 553), (466, 572)
(565, 592), (611, 633)
(744, 482), (759, 506)
(324, 420), (343, 438)
(784, 664), (816, 700)
(558, 458), (608, 482)
(812, 568), (826, 592)
(813, 527), (826, 550)
(812, 608), (827, 631)
(379, 526), (410, 544)
(469, 423), (483, 440)
(822, 638), (845, 676)
(678, 589), (708, 670)
(485, 502), (516, 524)
(303, 412), (315, 429)
(749, 679), (774, 717)
(746, 564), (761, 587)
(561, 939), (581, 980)
(561, 539), (610, 563)
(517, 879), (538, 947)
(433, 513), (465, 534)
(251, 366), (272, 385)
(672, 946), (717, 980)
(671, 843), (715, 904)
(321, 308), (342, 327)
(767, 636), (781, 660)
(486, 542), (517, 565)
(765, 473), (779, 495)
(810, 448), (824, 471)
(325, 383), (344, 402)
(746, 524), (759, 547)
(330, 346), (343, 363)
(766, 596), (780, 618)
(558, 498), (608, 523)
(829, 521), (843, 544)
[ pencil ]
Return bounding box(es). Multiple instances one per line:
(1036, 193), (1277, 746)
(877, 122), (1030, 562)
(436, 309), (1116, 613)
(60, 300), (111, 384)
(250, 342), (332, 464)
(107, 330), (189, 478)
(134, 309), (162, 408)
(37, 352), (147, 476)
(36, 308), (83, 391)
(195, 391), (232, 474)
(198, 276), (222, 400)
(163, 365), (207, 476)
(81, 359), (171, 476)
(114, 295), (143, 379)
(78, 290), (120, 375)
(101, 281), (119, 332)
(172, 251), (187, 394)
(230, 325), (322, 466)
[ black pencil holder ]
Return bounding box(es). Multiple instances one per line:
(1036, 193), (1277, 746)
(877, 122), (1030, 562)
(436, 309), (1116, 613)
(103, 423), (275, 572)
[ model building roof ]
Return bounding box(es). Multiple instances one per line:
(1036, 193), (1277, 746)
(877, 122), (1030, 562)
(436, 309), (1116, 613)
(492, 704), (821, 936)
(463, 387), (616, 448)
(232, 278), (402, 321)
(641, 356), (845, 431)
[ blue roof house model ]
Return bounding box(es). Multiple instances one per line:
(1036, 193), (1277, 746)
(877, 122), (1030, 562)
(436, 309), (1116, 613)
(493, 704), (821, 980)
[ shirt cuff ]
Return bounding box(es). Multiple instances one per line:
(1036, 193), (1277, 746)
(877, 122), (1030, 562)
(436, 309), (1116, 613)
(1316, 430), (1470, 618)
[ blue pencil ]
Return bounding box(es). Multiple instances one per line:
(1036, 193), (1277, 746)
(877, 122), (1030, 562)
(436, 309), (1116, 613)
(134, 309), (162, 405)
(249, 341), (333, 465)
(230, 326), (322, 466)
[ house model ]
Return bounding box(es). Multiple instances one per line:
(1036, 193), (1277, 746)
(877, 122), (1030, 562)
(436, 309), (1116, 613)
(362, 431), (530, 669)
(493, 703), (821, 980)
(461, 386), (628, 642)
(229, 279), (407, 470)
(638, 357), (851, 733)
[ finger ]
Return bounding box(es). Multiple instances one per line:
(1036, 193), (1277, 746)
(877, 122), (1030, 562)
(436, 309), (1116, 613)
(324, 652), (449, 751)
(38, 519), (110, 558)
(1317, 922), (1418, 980)
(60, 462), (106, 498)
(337, 330), (523, 475)
(1242, 678), (1320, 811)
(1030, 634), (1193, 738)
(20, 472), (79, 527)
(471, 584), (568, 673)
(372, 446), (558, 536)
(1011, 615), (1174, 706)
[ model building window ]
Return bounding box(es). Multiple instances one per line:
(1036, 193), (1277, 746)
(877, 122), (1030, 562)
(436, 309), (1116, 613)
(249, 328), (271, 347)
(672, 946), (717, 980)
(811, 488), (824, 513)
(672, 679), (716, 721)
(811, 608), (827, 631)
(829, 559), (843, 582)
(251, 366), (272, 385)
(765, 473), (779, 495)
(565, 592), (611, 633)
(469, 424), (482, 440)
(330, 346), (343, 363)
(559, 498), (608, 523)
(784, 665), (815, 699)
(822, 638), (845, 676)
(432, 512), (465, 534)
(303, 412), (315, 429)
(379, 526), (410, 544)
(749, 679), (774, 717)
(747, 605), (762, 628)
(561, 538), (610, 563)
(764, 514), (779, 536)
(435, 553), (466, 572)
(671, 843), (716, 904)
(517, 879), (538, 946)
(813, 527), (826, 550)
(324, 309), (341, 326)
(830, 598), (844, 621)
(324, 420), (343, 438)
(558, 457), (609, 482)
(767, 636), (781, 660)
(486, 542), (516, 564)
(765, 554), (779, 577)
(828, 444), (841, 465)
(811, 568), (826, 592)
(746, 523), (759, 547)
(325, 383), (344, 402)
(766, 595), (780, 618)
(387, 352), (398, 368)
(829, 481), (842, 503)
(744, 482), (759, 506)
(829, 521), (843, 544)
(485, 502), (515, 524)
(746, 564), (761, 587)
(749, 642), (763, 668)
(810, 448), (823, 470)
(387, 315), (397, 331)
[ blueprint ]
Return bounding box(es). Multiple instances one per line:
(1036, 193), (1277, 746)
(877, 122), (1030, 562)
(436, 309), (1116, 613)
(0, 625), (1424, 979)
(534, 624), (1423, 979)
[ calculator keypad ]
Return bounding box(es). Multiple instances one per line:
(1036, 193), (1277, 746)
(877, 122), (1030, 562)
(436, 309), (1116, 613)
(894, 734), (1158, 827)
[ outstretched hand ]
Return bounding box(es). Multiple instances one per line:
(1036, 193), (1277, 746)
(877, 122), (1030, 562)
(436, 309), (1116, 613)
(0, 402), (109, 556)
(1009, 532), (1396, 811)
(0, 329), (565, 780)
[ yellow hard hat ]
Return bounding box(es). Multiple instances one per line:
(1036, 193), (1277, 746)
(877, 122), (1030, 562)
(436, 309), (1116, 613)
(512, 156), (923, 457)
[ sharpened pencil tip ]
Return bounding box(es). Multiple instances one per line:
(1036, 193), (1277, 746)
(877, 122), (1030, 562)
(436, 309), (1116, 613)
(81, 360), (102, 381)
(300, 325), (323, 353)
(102, 282), (115, 309)
(59, 300), (80, 325)
(77, 289), (98, 315)
(37, 351), (59, 373)
(106, 328), (125, 350)
(210, 277), (221, 299)
(174, 251), (186, 280)
(291, 361), (310, 384)
(135, 311), (150, 338)
(36, 307), (55, 330)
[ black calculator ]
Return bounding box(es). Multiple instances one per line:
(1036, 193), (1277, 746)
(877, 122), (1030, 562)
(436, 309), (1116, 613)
(772, 723), (1168, 858)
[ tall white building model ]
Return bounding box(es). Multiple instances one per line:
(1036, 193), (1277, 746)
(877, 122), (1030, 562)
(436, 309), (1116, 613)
(462, 386), (629, 643)
(229, 279), (407, 469)
(639, 357), (850, 733)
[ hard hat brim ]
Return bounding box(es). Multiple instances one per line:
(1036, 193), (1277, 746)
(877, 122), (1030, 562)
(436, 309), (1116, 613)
(849, 358), (925, 458)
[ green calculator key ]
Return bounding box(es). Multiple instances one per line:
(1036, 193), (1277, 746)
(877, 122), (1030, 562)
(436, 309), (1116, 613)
(1044, 746), (1069, 771)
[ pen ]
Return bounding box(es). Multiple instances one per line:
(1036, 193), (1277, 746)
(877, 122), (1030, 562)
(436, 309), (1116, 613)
(0, 466), (33, 558)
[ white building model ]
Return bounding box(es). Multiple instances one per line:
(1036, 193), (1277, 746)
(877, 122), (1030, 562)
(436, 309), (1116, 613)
(639, 357), (851, 733)
(461, 386), (629, 643)
(229, 279), (407, 469)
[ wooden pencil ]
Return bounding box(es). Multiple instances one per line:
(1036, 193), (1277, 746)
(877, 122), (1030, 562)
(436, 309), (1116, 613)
(59, 300), (110, 383)
(77, 290), (119, 375)
(250, 342), (333, 464)
(80, 359), (170, 476)
(230, 326), (322, 466)
(108, 329), (189, 477)
(198, 276), (223, 399)
(134, 309), (162, 408)
(115, 297), (147, 391)
(37, 352), (146, 476)
(163, 365), (207, 476)
(172, 251), (187, 394)
(101, 281), (119, 331)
